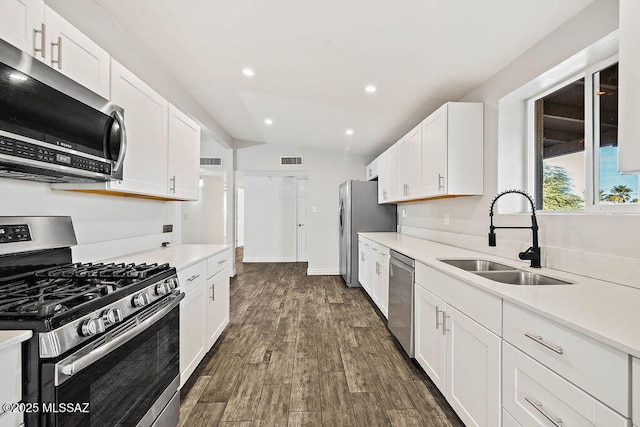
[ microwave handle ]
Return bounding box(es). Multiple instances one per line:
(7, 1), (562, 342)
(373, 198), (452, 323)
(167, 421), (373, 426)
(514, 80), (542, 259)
(111, 110), (127, 173)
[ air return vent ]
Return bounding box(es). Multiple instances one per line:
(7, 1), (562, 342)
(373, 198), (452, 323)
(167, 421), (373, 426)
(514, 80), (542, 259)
(280, 156), (303, 166)
(200, 157), (222, 166)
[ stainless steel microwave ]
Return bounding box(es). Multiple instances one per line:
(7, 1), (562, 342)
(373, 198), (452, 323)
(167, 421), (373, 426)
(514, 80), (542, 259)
(0, 38), (126, 183)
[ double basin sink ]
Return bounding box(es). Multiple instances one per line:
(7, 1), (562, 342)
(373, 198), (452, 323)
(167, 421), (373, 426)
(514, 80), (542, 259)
(439, 259), (572, 286)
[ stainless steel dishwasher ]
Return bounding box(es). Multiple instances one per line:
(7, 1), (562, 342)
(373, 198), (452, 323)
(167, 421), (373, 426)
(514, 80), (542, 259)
(388, 250), (415, 357)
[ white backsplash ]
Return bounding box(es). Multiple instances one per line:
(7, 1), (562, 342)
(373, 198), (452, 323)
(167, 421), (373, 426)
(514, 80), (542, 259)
(400, 225), (640, 290)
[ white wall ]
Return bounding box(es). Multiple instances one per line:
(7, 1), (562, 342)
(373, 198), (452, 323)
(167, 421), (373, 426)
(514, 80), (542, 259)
(243, 175), (297, 262)
(236, 188), (245, 247)
(0, 179), (175, 261)
(237, 143), (369, 274)
(398, 0), (640, 289)
(181, 176), (226, 244)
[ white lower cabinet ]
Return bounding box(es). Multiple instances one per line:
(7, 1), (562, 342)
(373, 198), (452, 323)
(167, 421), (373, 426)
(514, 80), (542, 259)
(0, 340), (24, 426)
(179, 249), (232, 387)
(179, 278), (206, 387)
(358, 237), (390, 318)
(502, 409), (523, 427)
(503, 342), (628, 427)
(446, 305), (501, 427)
(633, 357), (639, 427)
(414, 284), (446, 390)
(205, 268), (230, 349)
(414, 269), (500, 427)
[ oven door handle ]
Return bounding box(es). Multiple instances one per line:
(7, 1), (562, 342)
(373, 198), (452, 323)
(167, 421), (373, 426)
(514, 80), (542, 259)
(55, 292), (184, 386)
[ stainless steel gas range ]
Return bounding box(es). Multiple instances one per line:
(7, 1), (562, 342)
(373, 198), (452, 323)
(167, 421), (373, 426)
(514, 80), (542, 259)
(0, 216), (184, 427)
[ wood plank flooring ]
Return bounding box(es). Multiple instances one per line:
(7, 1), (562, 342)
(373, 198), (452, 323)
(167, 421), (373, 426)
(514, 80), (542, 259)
(179, 248), (463, 427)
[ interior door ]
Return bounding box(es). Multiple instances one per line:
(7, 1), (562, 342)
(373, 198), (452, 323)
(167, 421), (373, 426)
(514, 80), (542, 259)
(296, 178), (309, 262)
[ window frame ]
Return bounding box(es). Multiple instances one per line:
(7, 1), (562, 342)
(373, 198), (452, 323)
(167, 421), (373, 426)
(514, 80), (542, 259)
(525, 53), (637, 213)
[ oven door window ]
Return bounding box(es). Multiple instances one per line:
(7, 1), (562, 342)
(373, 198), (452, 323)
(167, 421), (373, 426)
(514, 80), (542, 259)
(48, 305), (179, 426)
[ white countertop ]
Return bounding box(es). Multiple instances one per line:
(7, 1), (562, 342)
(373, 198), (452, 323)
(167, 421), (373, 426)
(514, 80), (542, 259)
(360, 232), (640, 358)
(103, 244), (231, 271)
(0, 330), (32, 352)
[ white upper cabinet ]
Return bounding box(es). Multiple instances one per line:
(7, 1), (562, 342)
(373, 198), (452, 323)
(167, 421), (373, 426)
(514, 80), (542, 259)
(0, 2), (110, 98)
(397, 124), (423, 199)
(109, 59), (169, 197)
(378, 102), (483, 204)
(618, 0), (640, 173)
(421, 105), (448, 195)
(422, 102), (483, 198)
(44, 6), (110, 98)
(167, 104), (201, 201)
(377, 151), (389, 203)
(386, 145), (400, 202)
(0, 0), (43, 57)
(366, 157), (379, 181)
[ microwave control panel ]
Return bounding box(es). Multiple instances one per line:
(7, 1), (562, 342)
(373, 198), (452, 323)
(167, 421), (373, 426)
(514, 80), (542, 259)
(0, 136), (111, 175)
(0, 224), (31, 244)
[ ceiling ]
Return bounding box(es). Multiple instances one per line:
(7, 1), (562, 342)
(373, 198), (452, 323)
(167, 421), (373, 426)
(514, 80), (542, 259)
(93, 0), (595, 157)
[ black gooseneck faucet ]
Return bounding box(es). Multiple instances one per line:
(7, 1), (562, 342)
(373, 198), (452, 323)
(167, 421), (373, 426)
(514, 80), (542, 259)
(488, 190), (541, 268)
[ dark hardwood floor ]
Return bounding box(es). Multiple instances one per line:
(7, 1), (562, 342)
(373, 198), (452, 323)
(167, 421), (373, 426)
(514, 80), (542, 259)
(179, 248), (463, 427)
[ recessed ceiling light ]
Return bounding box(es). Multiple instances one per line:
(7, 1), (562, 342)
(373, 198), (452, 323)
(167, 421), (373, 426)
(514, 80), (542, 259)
(365, 85), (377, 93)
(242, 68), (254, 77)
(345, 129), (354, 136)
(264, 118), (273, 125)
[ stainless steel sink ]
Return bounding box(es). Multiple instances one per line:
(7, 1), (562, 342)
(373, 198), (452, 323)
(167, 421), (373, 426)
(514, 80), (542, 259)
(439, 259), (516, 272)
(474, 271), (573, 286)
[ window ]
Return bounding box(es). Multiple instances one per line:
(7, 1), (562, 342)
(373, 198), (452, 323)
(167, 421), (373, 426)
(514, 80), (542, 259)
(530, 57), (639, 211)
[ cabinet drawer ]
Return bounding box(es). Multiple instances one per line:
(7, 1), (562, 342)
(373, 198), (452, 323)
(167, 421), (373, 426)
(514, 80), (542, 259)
(503, 342), (628, 427)
(415, 262), (501, 335)
(503, 302), (629, 416)
(0, 344), (21, 412)
(207, 250), (230, 278)
(178, 260), (207, 292)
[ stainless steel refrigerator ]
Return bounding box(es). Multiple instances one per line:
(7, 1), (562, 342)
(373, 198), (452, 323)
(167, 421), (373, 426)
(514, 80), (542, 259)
(339, 180), (397, 287)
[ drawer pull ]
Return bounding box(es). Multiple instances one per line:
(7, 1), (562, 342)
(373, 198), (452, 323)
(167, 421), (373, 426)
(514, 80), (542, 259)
(217, 259), (227, 265)
(442, 313), (450, 336)
(525, 397), (563, 427)
(187, 274), (201, 282)
(524, 332), (564, 354)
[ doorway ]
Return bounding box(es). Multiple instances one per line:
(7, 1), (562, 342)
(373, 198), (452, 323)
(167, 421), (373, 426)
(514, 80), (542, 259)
(296, 178), (309, 262)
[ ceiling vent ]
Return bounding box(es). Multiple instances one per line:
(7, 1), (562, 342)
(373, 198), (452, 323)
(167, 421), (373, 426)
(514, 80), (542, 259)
(280, 156), (303, 166)
(200, 157), (222, 166)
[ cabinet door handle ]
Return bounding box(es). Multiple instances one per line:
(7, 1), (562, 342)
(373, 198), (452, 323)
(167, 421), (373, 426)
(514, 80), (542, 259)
(33, 23), (46, 59)
(442, 312), (450, 335)
(435, 306), (443, 329)
(187, 274), (200, 282)
(217, 259), (227, 265)
(211, 284), (215, 301)
(51, 36), (62, 69)
(524, 397), (563, 427)
(524, 332), (563, 354)
(170, 175), (176, 193)
(438, 174), (445, 191)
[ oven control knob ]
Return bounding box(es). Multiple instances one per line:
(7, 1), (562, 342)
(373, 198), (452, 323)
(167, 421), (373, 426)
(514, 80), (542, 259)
(132, 293), (150, 308)
(102, 308), (123, 325)
(168, 277), (179, 290)
(80, 318), (105, 337)
(60, 364), (75, 376)
(155, 282), (171, 296)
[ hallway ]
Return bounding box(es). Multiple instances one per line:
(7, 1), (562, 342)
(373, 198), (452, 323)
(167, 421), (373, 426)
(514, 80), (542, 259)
(179, 249), (463, 426)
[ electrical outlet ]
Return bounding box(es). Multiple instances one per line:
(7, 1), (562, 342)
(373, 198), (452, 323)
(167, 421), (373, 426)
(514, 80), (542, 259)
(183, 211), (188, 220)
(312, 206), (318, 213)
(444, 212), (450, 225)
(162, 224), (173, 233)
(402, 209), (407, 218)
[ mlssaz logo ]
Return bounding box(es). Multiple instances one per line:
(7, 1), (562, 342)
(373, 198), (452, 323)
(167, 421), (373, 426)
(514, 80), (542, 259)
(56, 141), (73, 149)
